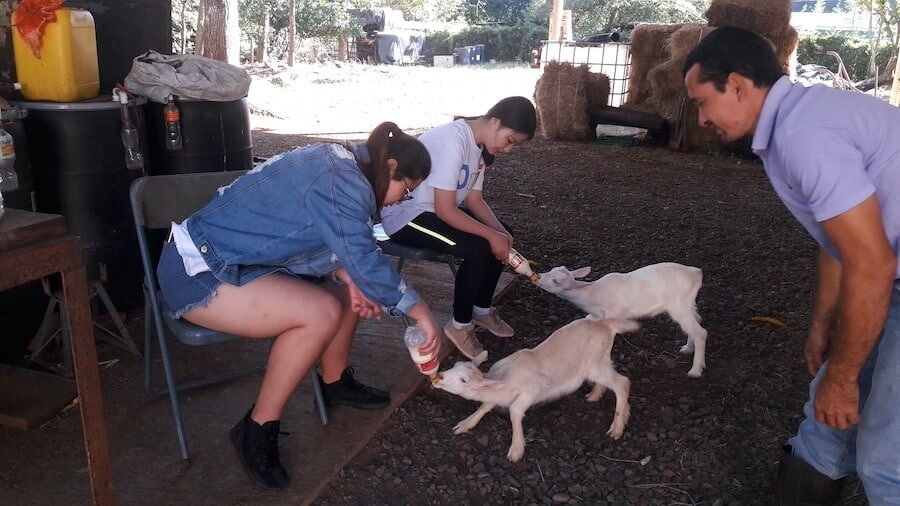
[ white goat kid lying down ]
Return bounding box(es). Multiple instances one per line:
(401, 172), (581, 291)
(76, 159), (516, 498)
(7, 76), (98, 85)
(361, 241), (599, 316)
(535, 262), (707, 377)
(433, 316), (638, 462)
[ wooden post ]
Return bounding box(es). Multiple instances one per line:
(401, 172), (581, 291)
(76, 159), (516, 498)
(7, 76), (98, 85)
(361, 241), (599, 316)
(548, 0), (564, 41)
(891, 47), (900, 106)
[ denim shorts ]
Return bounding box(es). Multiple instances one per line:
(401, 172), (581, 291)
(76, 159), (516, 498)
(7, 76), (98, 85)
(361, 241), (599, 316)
(156, 242), (223, 319)
(156, 242), (329, 319)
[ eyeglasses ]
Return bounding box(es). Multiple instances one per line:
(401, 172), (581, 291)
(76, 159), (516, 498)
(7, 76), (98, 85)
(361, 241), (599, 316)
(400, 180), (414, 201)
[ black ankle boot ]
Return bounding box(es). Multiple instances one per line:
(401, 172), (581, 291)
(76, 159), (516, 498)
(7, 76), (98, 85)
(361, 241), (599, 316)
(776, 445), (845, 506)
(320, 367), (390, 410)
(229, 408), (289, 490)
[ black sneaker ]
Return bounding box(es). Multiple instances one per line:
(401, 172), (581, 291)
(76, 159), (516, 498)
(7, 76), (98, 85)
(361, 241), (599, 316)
(319, 367), (390, 410)
(229, 407), (290, 490)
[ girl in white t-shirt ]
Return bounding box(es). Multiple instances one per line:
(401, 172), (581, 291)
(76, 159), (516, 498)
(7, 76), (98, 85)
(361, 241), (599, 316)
(381, 96), (536, 359)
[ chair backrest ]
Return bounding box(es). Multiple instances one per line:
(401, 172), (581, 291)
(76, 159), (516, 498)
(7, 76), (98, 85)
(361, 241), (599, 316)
(130, 170), (248, 230)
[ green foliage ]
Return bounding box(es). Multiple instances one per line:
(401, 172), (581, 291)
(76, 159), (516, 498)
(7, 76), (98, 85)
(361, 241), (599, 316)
(425, 22), (545, 62)
(459, 0), (536, 24)
(797, 33), (897, 80)
(561, 0), (706, 38)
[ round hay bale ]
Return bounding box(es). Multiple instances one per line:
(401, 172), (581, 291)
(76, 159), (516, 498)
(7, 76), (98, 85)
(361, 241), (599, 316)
(625, 23), (682, 108)
(586, 72), (611, 110)
(535, 62), (590, 141)
(704, 3), (791, 43)
(704, 0), (791, 29)
(646, 25), (713, 123)
(770, 24), (799, 72)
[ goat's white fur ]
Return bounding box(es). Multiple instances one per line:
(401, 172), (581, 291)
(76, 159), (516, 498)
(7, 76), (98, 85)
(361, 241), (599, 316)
(535, 262), (707, 377)
(433, 316), (637, 462)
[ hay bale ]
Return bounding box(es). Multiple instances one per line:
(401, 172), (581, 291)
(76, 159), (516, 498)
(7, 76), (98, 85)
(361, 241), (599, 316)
(535, 61), (590, 141)
(704, 0), (791, 31)
(770, 24), (799, 72)
(646, 24), (712, 123)
(586, 72), (611, 109)
(624, 23), (682, 109)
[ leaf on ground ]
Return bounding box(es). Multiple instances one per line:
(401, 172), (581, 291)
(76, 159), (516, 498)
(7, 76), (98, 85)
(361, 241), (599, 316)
(747, 316), (785, 327)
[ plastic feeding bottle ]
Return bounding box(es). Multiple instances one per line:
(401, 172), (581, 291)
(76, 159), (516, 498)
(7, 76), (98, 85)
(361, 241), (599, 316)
(0, 126), (19, 220)
(508, 248), (539, 282)
(164, 95), (183, 151)
(404, 325), (439, 378)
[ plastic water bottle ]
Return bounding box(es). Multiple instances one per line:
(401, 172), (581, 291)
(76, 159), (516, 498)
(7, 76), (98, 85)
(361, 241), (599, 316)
(0, 126), (19, 220)
(117, 91), (144, 171)
(404, 325), (439, 377)
(164, 95), (183, 151)
(508, 248), (540, 282)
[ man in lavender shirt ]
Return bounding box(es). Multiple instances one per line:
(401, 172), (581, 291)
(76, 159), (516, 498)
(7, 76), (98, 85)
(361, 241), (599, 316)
(683, 26), (900, 506)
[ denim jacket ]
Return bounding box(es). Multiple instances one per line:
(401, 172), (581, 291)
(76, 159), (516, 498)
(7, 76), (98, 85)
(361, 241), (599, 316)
(184, 142), (421, 317)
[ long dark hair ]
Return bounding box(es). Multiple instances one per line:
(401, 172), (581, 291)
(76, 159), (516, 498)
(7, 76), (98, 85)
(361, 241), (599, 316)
(480, 96), (537, 165)
(358, 122), (431, 211)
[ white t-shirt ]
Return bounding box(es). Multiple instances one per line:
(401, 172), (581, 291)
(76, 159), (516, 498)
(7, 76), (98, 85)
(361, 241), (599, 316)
(381, 119), (485, 235)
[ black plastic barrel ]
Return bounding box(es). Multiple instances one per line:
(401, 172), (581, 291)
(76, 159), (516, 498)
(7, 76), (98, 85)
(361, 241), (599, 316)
(17, 97), (148, 311)
(0, 106), (47, 363)
(473, 44), (485, 64)
(456, 47), (472, 65)
(144, 97), (253, 176)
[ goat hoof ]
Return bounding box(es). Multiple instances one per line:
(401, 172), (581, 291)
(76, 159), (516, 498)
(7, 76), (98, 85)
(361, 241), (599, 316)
(507, 446), (524, 462)
(679, 344), (694, 354)
(606, 426), (625, 440)
(453, 423), (471, 435)
(687, 368), (703, 378)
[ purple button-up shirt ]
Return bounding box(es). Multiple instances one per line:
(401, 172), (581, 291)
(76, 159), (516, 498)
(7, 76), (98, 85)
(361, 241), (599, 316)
(752, 76), (900, 277)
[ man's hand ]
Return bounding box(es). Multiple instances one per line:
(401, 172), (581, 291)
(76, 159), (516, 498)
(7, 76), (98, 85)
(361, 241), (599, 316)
(814, 371), (860, 430)
(804, 327), (832, 376)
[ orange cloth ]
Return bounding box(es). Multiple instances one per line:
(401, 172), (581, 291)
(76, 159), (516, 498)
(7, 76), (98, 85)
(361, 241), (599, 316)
(12, 0), (66, 58)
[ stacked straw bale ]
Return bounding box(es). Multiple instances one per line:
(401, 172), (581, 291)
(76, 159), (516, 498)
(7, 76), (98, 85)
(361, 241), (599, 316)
(534, 61), (591, 141)
(586, 72), (611, 110)
(645, 24), (719, 151)
(704, 0), (798, 73)
(624, 24), (682, 111)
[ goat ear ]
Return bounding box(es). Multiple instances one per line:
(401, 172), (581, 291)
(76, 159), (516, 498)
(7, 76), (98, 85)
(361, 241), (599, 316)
(471, 350), (488, 367)
(571, 266), (591, 278)
(473, 379), (507, 390)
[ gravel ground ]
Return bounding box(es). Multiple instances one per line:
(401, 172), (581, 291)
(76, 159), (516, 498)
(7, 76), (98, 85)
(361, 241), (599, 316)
(248, 63), (869, 505)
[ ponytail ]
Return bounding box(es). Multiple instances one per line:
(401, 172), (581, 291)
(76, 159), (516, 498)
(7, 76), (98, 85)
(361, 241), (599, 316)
(359, 122), (431, 211)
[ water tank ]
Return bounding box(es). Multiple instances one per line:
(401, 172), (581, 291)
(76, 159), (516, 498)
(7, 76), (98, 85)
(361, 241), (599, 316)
(144, 97), (253, 176)
(17, 97), (148, 310)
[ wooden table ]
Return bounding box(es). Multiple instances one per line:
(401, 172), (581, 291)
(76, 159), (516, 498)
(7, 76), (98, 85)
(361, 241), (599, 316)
(0, 209), (114, 505)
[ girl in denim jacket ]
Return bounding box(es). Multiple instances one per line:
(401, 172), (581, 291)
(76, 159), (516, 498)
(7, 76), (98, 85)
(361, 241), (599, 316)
(156, 122), (441, 490)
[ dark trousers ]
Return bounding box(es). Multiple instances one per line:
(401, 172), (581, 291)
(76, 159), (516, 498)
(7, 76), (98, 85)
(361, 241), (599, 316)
(388, 211), (511, 323)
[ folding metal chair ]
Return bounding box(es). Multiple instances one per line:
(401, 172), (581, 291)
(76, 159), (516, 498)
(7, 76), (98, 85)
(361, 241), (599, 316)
(129, 171), (328, 461)
(373, 223), (457, 276)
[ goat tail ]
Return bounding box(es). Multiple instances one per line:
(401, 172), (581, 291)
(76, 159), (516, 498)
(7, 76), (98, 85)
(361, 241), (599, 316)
(606, 318), (641, 336)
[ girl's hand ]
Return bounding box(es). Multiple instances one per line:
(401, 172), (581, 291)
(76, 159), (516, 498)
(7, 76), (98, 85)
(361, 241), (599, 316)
(487, 230), (511, 263)
(416, 316), (442, 357)
(334, 268), (382, 320)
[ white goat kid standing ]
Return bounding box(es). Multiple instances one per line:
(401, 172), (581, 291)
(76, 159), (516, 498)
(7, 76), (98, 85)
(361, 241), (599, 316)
(535, 262), (707, 377)
(433, 316), (638, 462)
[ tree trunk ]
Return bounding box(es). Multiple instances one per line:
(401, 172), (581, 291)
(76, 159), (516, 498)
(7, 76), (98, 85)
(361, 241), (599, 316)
(338, 34), (348, 62)
(855, 55), (897, 91)
(179, 0), (187, 53)
(226, 0), (240, 65)
(254, 11), (270, 63)
(198, 0), (227, 61)
(288, 0), (296, 67)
